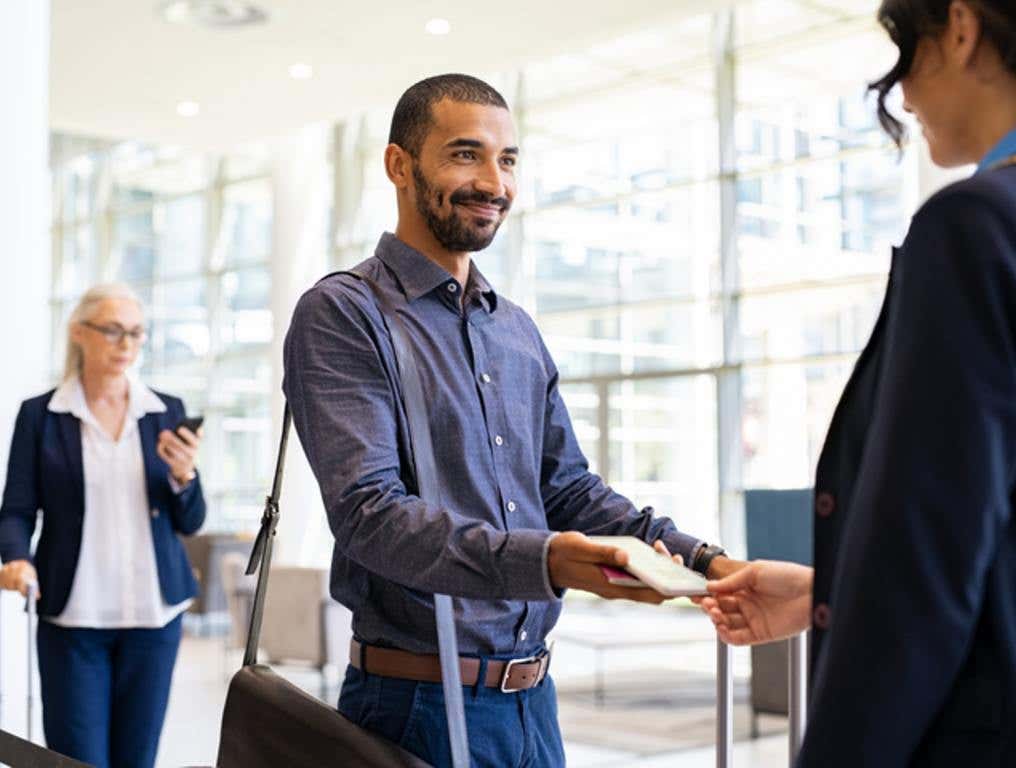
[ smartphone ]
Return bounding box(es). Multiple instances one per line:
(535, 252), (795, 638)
(589, 536), (708, 597)
(174, 416), (204, 436)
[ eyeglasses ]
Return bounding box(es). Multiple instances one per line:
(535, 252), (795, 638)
(80, 321), (147, 345)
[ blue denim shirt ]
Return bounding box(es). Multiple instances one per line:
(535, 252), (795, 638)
(283, 232), (702, 656)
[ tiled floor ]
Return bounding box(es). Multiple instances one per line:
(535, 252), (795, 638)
(0, 596), (794, 767)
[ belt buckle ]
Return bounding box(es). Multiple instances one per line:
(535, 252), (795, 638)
(499, 644), (552, 693)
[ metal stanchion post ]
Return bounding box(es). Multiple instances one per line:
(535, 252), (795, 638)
(717, 639), (733, 768)
(788, 632), (807, 766)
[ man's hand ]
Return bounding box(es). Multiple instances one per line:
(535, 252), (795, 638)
(547, 532), (668, 604)
(0, 560), (39, 598)
(694, 560), (814, 645)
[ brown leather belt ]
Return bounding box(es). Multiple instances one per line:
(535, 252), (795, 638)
(350, 639), (551, 693)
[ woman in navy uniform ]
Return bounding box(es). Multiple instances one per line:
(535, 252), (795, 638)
(700, 1), (1016, 766)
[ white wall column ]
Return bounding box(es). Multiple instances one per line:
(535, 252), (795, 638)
(0, 0), (50, 737)
(269, 123), (331, 565)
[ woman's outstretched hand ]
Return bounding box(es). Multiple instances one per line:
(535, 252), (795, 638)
(694, 560), (814, 645)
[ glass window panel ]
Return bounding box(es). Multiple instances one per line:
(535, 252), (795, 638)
(62, 156), (100, 223)
(740, 281), (886, 362)
(219, 268), (272, 351)
(59, 226), (99, 298)
(738, 149), (904, 291)
(219, 179), (272, 266)
(148, 279), (209, 366)
(142, 363), (210, 414)
(542, 301), (722, 378)
(158, 195), (205, 277)
(212, 355), (272, 411)
(527, 184), (721, 314)
(559, 383), (602, 475)
(114, 211), (155, 284)
(742, 360), (854, 488)
(112, 155), (211, 201)
(607, 375), (720, 543)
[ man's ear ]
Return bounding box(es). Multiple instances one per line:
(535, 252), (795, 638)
(385, 143), (412, 190)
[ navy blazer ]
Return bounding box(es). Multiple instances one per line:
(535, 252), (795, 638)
(800, 168), (1016, 766)
(0, 388), (206, 619)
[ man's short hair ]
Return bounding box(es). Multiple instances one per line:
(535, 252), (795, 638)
(389, 74), (509, 158)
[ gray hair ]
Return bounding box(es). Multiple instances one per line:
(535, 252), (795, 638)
(63, 282), (143, 382)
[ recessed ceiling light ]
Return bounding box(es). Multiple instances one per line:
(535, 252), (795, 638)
(288, 62), (314, 80)
(176, 100), (201, 117)
(425, 18), (451, 36)
(159, 1), (268, 29)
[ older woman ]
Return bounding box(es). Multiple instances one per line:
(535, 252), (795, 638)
(700, 1), (1016, 766)
(0, 283), (206, 768)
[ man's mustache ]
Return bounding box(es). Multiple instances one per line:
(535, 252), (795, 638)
(449, 189), (511, 211)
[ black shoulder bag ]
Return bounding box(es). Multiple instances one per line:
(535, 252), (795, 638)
(215, 272), (470, 768)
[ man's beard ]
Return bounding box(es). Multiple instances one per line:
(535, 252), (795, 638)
(413, 165), (510, 253)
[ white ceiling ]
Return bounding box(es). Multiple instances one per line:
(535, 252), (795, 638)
(51, 0), (734, 150)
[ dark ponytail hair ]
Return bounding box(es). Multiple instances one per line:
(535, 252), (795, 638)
(869, 0), (1016, 146)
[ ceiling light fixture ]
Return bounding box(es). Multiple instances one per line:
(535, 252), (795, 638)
(425, 18), (451, 36)
(159, 1), (268, 29)
(176, 101), (201, 117)
(288, 62), (314, 80)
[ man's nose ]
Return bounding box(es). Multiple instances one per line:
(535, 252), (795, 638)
(474, 158), (506, 197)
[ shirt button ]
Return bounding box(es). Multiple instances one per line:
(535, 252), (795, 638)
(447, 283), (458, 293)
(481, 373), (492, 384)
(815, 492), (836, 518)
(151, 508), (159, 519)
(519, 630), (528, 642)
(813, 602), (831, 629)
(506, 500), (517, 513)
(494, 435), (504, 446)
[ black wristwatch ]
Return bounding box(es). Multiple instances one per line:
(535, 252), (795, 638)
(691, 543), (726, 576)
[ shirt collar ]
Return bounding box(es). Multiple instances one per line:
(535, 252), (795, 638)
(48, 375), (167, 424)
(374, 232), (498, 313)
(977, 126), (1016, 173)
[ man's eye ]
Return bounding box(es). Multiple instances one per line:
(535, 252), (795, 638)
(501, 156), (517, 167)
(453, 150), (477, 160)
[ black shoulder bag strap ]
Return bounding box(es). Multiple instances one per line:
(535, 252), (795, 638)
(242, 268), (470, 768)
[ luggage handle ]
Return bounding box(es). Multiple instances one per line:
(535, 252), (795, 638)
(26, 582), (36, 744)
(715, 632), (807, 767)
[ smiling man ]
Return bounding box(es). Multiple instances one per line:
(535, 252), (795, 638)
(282, 74), (739, 766)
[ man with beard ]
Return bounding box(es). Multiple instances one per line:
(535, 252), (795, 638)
(283, 74), (740, 766)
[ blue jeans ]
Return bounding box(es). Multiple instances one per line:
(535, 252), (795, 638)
(37, 615), (182, 768)
(338, 661), (565, 767)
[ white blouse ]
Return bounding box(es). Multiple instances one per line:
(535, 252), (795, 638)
(46, 376), (192, 629)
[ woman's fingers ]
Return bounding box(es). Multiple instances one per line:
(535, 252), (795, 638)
(707, 565), (756, 594)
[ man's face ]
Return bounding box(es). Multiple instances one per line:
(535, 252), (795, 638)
(410, 98), (518, 253)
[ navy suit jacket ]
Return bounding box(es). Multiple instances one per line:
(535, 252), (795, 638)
(0, 388), (206, 618)
(801, 168), (1016, 766)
